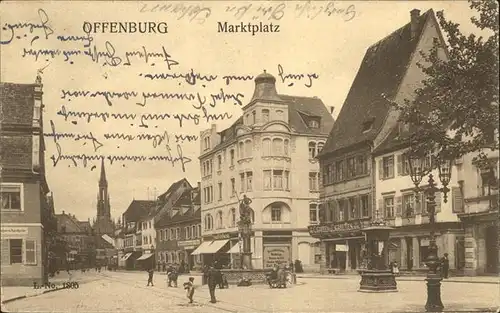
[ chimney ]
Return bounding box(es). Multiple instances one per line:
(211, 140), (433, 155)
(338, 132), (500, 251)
(330, 106), (335, 115)
(62, 210), (65, 215)
(197, 182), (201, 190)
(410, 9), (421, 40)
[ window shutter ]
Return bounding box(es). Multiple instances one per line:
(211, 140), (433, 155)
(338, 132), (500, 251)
(378, 199), (384, 218)
(395, 196), (402, 217)
(330, 200), (339, 222)
(367, 194), (372, 217)
(420, 193), (428, 215)
(1, 240), (10, 265)
(415, 194), (422, 214)
(355, 196), (361, 219)
(25, 239), (36, 265)
(434, 192), (442, 213)
(378, 160), (384, 180)
(397, 155), (403, 176)
(452, 187), (464, 213)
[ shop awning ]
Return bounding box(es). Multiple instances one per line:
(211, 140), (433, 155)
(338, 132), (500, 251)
(204, 239), (229, 254)
(190, 241), (214, 255)
(137, 253), (153, 261)
(228, 243), (241, 254)
(121, 253), (132, 261)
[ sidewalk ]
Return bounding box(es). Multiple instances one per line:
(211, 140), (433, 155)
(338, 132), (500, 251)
(296, 272), (500, 284)
(1, 271), (102, 304)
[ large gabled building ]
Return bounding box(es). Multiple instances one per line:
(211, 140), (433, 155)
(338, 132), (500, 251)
(310, 9), (449, 274)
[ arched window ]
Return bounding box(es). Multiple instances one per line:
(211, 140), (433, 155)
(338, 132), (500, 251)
(217, 155), (222, 170)
(245, 140), (252, 157)
(284, 139), (289, 156)
(216, 210), (223, 229)
(272, 138), (283, 156)
(252, 110), (256, 124)
(191, 225), (196, 238)
(262, 109), (270, 123)
(239, 141), (244, 158)
(170, 229), (175, 239)
(198, 225), (201, 237)
(230, 208), (236, 227)
(165, 252), (169, 263)
(262, 138), (271, 156)
(317, 142), (324, 155)
(205, 214), (213, 230)
(309, 142), (317, 158)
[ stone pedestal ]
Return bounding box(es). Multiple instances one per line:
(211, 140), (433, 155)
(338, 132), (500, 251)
(358, 269), (398, 293)
(241, 252), (252, 270)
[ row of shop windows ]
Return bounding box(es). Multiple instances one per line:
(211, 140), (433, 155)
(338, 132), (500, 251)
(1, 239), (37, 265)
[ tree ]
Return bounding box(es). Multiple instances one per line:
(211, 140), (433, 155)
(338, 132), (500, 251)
(395, 0), (499, 165)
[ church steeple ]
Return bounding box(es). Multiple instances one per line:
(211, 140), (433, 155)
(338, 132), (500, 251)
(95, 159), (113, 235)
(99, 158), (107, 187)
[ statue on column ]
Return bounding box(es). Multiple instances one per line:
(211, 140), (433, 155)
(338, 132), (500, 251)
(239, 195), (253, 224)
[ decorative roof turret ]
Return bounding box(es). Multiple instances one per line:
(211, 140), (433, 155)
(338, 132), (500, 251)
(250, 70), (282, 103)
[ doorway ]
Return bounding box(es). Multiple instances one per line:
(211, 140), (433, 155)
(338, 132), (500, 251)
(405, 237), (413, 270)
(485, 226), (499, 274)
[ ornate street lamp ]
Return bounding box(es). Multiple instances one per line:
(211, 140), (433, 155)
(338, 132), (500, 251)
(405, 148), (452, 312)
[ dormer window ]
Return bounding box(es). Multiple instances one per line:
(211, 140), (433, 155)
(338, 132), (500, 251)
(204, 136), (211, 151)
(398, 122), (410, 135)
(309, 120), (319, 128)
(362, 118), (374, 133)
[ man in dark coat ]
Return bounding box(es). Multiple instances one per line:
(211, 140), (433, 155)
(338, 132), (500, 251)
(207, 265), (219, 303)
(440, 253), (449, 279)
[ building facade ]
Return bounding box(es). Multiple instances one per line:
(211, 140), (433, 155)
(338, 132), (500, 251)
(457, 149), (499, 275)
(55, 212), (96, 269)
(120, 200), (155, 269)
(198, 71), (334, 271)
(0, 78), (51, 285)
(311, 9), (448, 274)
(156, 184), (202, 271)
(373, 139), (464, 273)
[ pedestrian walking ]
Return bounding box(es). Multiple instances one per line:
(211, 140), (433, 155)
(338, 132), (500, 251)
(167, 265), (178, 287)
(207, 264), (218, 303)
(440, 253), (449, 278)
(183, 277), (195, 304)
(147, 268), (154, 286)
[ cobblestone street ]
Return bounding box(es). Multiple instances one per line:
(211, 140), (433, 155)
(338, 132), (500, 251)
(4, 271), (498, 313)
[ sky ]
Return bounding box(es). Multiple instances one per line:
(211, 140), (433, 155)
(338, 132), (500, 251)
(0, 1), (482, 223)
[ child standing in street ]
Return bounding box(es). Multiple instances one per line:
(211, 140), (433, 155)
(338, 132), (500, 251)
(183, 277), (195, 304)
(147, 268), (154, 286)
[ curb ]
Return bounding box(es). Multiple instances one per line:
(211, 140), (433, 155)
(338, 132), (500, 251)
(1, 295), (27, 304)
(297, 275), (499, 284)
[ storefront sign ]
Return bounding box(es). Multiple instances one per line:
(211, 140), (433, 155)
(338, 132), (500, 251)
(336, 244), (347, 252)
(212, 233), (231, 240)
(1, 227), (28, 237)
(308, 221), (365, 237)
(178, 239), (200, 247)
(263, 245), (290, 268)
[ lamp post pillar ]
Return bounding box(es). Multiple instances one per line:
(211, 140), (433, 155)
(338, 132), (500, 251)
(424, 174), (444, 312)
